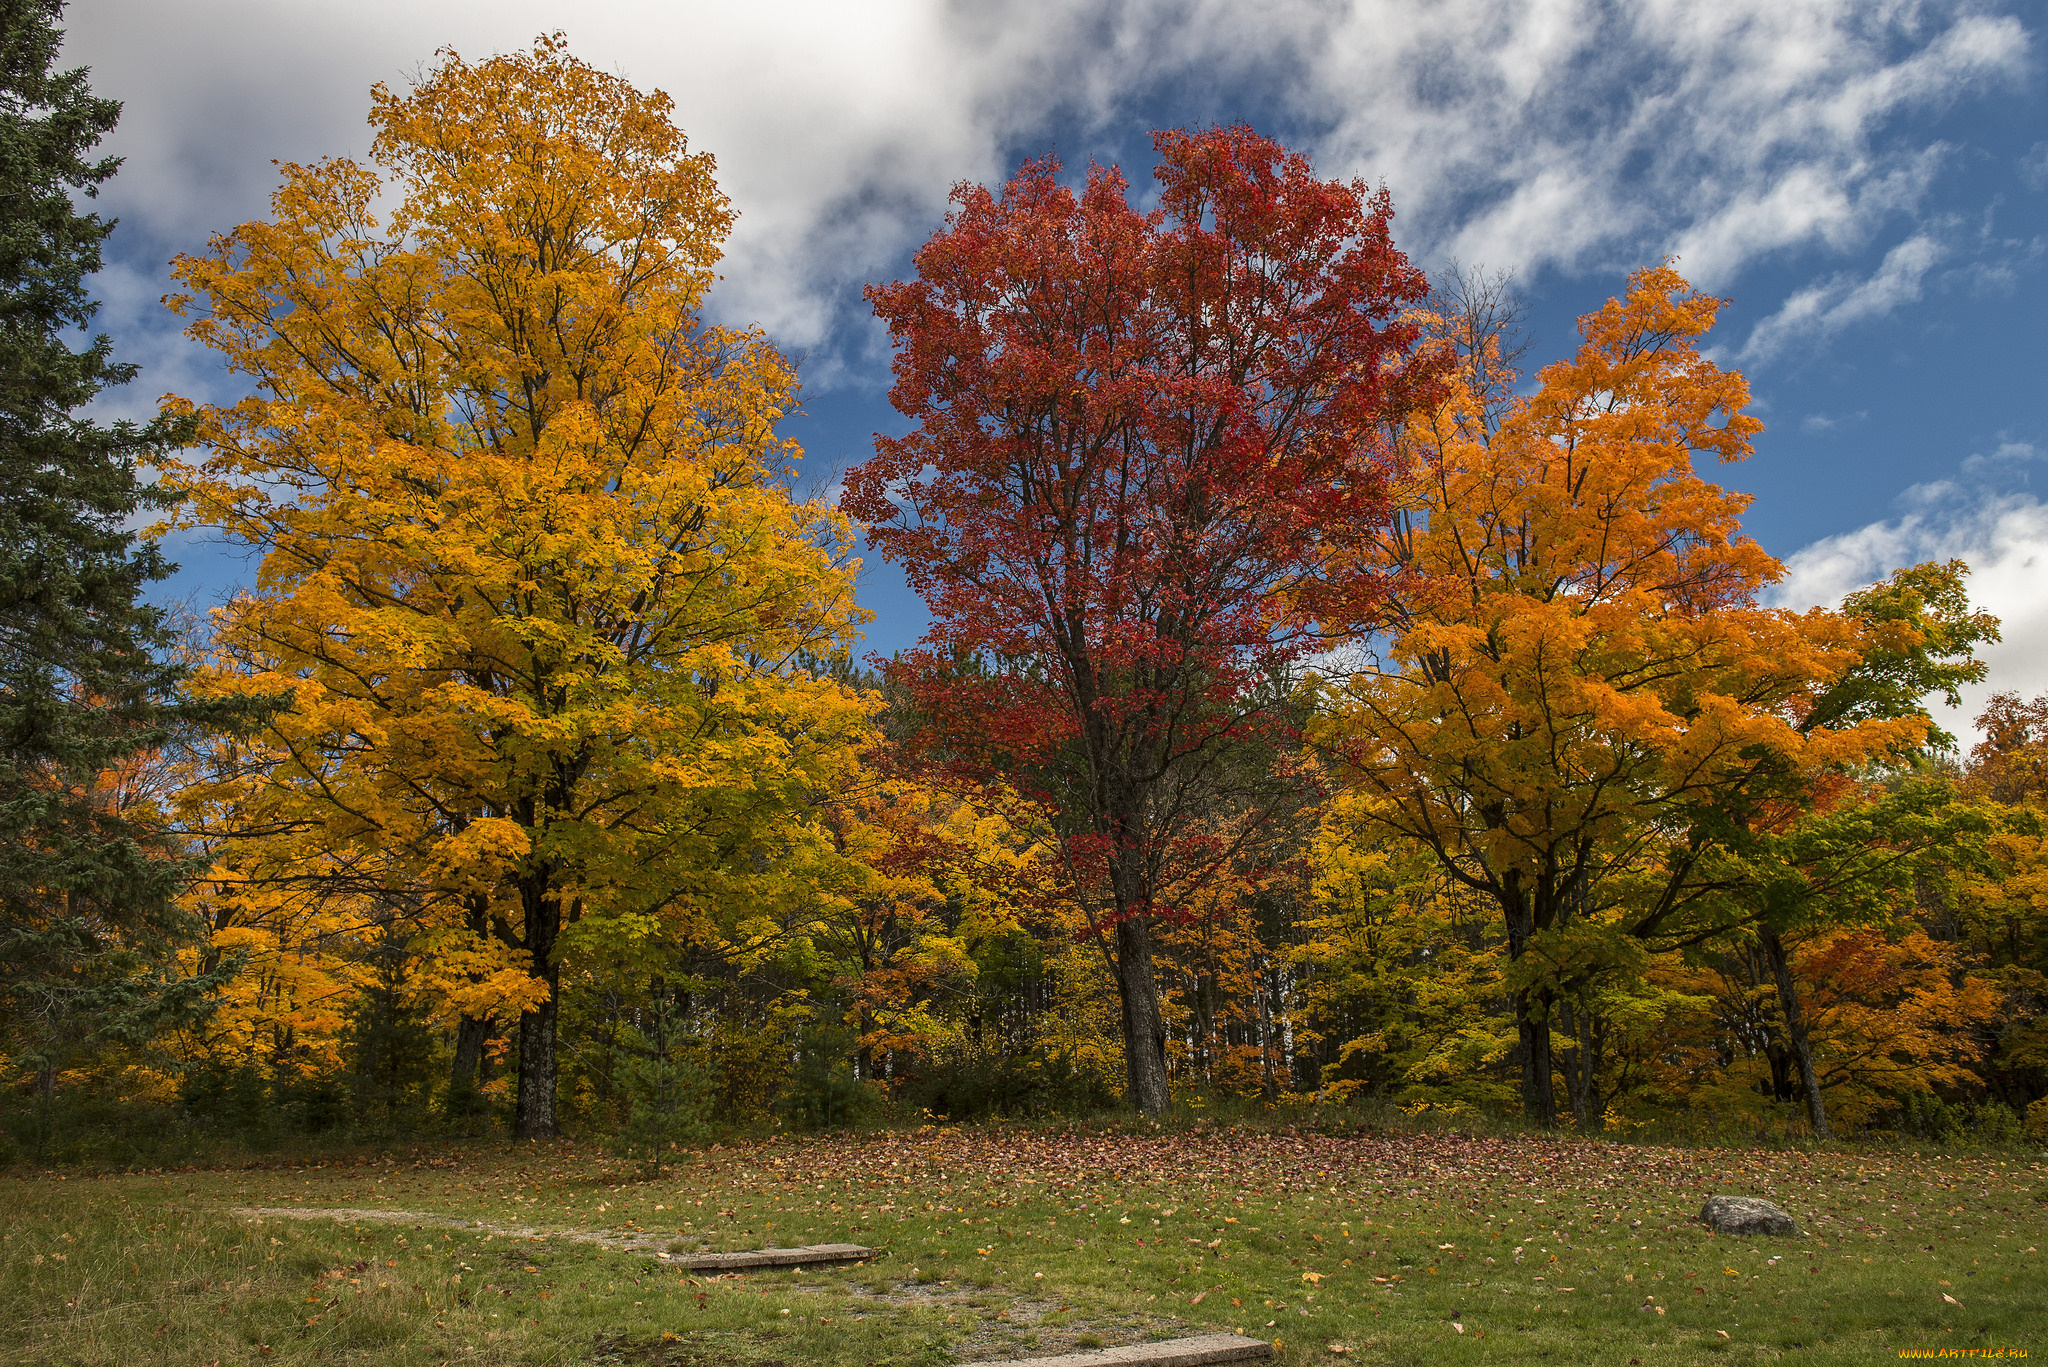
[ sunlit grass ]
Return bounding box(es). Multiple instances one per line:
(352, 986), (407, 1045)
(3, 1128), (2041, 1364)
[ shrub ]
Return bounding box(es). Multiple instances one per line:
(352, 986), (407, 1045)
(2024, 1098), (2048, 1145)
(778, 1025), (881, 1131)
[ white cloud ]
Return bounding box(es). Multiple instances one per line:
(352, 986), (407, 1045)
(1773, 484), (2048, 739)
(1287, 2), (2024, 284)
(59, 0), (2030, 404)
(2021, 141), (2048, 191)
(1960, 440), (2041, 476)
(63, 0), (1093, 367)
(1740, 232), (1946, 361)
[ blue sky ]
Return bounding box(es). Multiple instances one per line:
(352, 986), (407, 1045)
(64, 1), (2048, 735)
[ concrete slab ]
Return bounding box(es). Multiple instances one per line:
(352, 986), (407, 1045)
(965, 1333), (1273, 1367)
(669, 1243), (875, 1270)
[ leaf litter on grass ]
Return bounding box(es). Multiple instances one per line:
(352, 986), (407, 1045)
(10, 1126), (2042, 1365)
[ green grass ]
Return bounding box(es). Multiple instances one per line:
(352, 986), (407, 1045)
(3, 1124), (2042, 1364)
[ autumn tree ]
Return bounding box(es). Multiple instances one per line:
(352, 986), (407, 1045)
(1688, 921), (2002, 1132)
(164, 37), (866, 1138)
(1319, 267), (1928, 1126)
(1298, 801), (1521, 1110)
(1695, 778), (1996, 1138)
(812, 778), (978, 1080)
(843, 128), (1437, 1113)
(1699, 561), (1999, 1138)
(1967, 691), (2048, 807)
(1956, 693), (2048, 1116)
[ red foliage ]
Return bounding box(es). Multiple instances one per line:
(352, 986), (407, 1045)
(844, 124), (1435, 880)
(844, 126), (1437, 1109)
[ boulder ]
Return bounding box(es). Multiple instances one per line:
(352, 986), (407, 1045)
(1699, 1195), (1799, 1237)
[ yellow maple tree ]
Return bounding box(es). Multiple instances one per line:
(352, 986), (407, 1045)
(159, 36), (867, 1137)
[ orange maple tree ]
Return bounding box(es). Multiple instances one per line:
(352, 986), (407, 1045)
(1318, 266), (1927, 1124)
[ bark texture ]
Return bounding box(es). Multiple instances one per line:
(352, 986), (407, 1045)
(1761, 925), (1830, 1140)
(1114, 915), (1172, 1116)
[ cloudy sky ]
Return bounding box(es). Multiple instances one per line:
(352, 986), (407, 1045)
(62, 0), (2048, 737)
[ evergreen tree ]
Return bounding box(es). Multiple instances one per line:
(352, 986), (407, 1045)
(0, 0), (239, 1095)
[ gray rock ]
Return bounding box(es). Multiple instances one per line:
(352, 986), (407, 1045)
(1699, 1195), (1799, 1237)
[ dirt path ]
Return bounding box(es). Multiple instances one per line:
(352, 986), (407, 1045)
(229, 1205), (686, 1258)
(228, 1205), (1179, 1360)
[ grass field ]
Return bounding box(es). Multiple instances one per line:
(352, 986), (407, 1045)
(2, 1122), (2041, 1365)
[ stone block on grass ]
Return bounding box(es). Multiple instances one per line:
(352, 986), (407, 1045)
(669, 1243), (874, 1270)
(967, 1332), (1273, 1367)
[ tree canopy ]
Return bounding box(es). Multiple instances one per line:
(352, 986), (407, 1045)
(161, 36), (868, 1137)
(843, 127), (1439, 1113)
(2, 27), (2041, 1155)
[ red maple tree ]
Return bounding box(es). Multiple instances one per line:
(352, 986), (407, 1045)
(842, 127), (1439, 1112)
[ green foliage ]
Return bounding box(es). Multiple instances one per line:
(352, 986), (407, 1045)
(177, 1061), (278, 1137)
(0, 0), (264, 1097)
(906, 1044), (1121, 1121)
(778, 1021), (881, 1131)
(341, 922), (441, 1129)
(613, 984), (712, 1174)
(1886, 1092), (2025, 1147)
(1811, 560), (2000, 751)
(1294, 818), (1520, 1113)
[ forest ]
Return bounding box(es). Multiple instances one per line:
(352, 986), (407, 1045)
(6, 21), (2047, 1170)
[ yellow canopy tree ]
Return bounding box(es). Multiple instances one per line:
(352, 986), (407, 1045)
(1317, 267), (1925, 1125)
(160, 37), (867, 1137)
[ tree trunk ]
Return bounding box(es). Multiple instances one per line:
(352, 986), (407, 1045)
(514, 875), (563, 1139)
(1516, 987), (1560, 1127)
(1500, 877), (1560, 1127)
(516, 995), (559, 1138)
(448, 1014), (492, 1116)
(1559, 999), (1600, 1130)
(1113, 915), (1171, 1115)
(1764, 1039), (1797, 1102)
(1761, 926), (1830, 1141)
